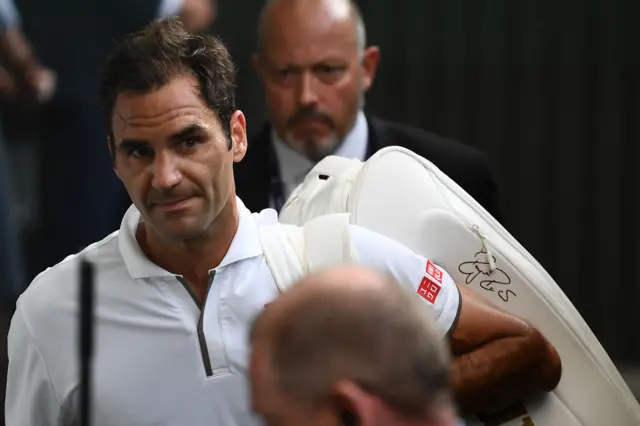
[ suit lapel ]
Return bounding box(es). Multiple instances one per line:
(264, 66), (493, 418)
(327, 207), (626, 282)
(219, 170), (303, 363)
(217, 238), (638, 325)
(365, 115), (391, 158)
(235, 123), (273, 212)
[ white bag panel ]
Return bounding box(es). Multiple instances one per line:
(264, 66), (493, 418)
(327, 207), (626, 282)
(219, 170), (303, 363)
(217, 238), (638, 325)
(280, 156), (362, 225)
(413, 209), (635, 425)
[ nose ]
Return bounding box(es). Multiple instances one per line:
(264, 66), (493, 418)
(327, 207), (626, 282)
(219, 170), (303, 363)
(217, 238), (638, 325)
(150, 152), (183, 190)
(296, 72), (319, 107)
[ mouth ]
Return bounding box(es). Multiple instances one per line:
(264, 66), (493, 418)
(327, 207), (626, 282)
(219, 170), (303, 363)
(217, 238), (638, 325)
(292, 117), (332, 129)
(151, 197), (194, 213)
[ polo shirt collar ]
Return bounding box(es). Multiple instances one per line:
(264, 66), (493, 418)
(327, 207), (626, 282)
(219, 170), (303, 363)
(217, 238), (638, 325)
(118, 197), (263, 279)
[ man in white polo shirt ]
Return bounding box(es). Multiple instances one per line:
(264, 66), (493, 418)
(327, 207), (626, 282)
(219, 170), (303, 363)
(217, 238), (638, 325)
(6, 18), (561, 426)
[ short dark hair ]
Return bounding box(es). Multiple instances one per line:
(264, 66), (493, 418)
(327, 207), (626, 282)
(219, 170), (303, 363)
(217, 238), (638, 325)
(99, 18), (237, 155)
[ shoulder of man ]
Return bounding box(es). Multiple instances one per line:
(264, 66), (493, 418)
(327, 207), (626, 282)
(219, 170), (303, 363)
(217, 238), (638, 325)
(367, 115), (503, 220)
(17, 234), (121, 345)
(368, 115), (490, 171)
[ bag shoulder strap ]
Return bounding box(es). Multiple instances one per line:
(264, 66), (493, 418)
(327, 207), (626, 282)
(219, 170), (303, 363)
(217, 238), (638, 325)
(258, 222), (305, 293)
(303, 213), (357, 272)
(258, 213), (358, 293)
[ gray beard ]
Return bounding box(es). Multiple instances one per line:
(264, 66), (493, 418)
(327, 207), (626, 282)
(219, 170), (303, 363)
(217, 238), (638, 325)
(284, 92), (366, 162)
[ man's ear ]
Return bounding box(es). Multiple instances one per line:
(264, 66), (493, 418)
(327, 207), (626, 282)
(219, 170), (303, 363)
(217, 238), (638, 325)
(331, 380), (379, 426)
(361, 46), (381, 92)
(229, 110), (248, 162)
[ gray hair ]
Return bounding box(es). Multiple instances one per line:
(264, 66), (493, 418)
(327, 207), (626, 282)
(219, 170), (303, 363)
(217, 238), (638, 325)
(250, 270), (452, 420)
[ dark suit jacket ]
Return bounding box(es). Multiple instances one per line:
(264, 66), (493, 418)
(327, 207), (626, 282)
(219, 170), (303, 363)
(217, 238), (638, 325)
(235, 115), (502, 222)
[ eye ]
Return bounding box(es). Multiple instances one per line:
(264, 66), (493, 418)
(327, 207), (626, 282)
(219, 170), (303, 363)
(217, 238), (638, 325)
(129, 146), (152, 158)
(277, 68), (292, 78)
(315, 65), (345, 83)
(318, 65), (340, 74)
(183, 138), (201, 148)
(274, 68), (297, 86)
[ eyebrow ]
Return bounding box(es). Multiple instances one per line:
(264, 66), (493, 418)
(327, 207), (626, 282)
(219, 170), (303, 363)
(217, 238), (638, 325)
(117, 123), (207, 153)
(169, 123), (207, 142)
(276, 57), (349, 68)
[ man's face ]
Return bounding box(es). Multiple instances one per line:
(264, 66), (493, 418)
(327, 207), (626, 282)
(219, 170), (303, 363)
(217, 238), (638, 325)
(249, 343), (338, 426)
(111, 74), (247, 242)
(255, 11), (379, 161)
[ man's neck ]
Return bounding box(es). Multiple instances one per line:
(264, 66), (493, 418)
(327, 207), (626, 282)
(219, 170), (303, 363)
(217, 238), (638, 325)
(137, 197), (240, 295)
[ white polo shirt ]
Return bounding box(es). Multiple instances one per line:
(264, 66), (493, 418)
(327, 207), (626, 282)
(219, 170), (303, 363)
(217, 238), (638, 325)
(6, 198), (460, 426)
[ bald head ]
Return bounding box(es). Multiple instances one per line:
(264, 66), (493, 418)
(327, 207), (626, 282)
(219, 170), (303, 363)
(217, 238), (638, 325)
(249, 266), (452, 422)
(253, 0), (379, 161)
(257, 0), (366, 56)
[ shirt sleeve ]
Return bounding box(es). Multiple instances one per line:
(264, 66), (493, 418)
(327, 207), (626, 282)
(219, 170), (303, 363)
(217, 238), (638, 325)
(5, 302), (63, 426)
(348, 224), (461, 337)
(156, 0), (183, 17)
(0, 0), (20, 30)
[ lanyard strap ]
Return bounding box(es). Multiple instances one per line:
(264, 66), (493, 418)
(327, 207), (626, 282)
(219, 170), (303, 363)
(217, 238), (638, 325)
(268, 145), (285, 212)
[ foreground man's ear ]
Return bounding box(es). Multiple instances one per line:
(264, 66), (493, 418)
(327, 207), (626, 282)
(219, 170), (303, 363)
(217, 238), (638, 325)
(230, 110), (248, 162)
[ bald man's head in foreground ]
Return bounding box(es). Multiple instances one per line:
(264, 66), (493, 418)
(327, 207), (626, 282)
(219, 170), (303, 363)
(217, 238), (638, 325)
(253, 0), (380, 161)
(249, 266), (458, 426)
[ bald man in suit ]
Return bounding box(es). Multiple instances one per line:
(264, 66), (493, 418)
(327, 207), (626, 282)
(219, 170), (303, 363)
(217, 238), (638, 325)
(236, 0), (502, 223)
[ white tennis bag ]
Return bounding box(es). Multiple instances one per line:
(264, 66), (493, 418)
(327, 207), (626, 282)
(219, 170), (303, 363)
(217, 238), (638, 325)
(257, 146), (640, 426)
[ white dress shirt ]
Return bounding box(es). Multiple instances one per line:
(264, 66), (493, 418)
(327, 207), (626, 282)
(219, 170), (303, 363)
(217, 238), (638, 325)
(157, 0), (183, 17)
